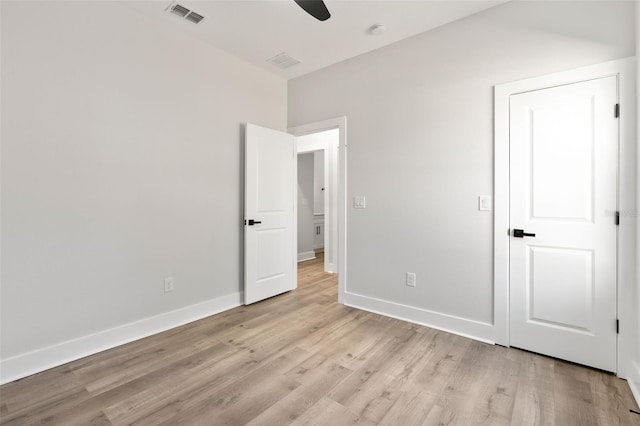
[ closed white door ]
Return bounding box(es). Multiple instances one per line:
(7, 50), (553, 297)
(244, 123), (296, 305)
(509, 76), (618, 372)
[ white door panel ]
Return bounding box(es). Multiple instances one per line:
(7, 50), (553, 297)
(509, 76), (618, 371)
(245, 123), (296, 305)
(528, 246), (594, 331)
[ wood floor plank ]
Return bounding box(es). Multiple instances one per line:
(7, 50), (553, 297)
(0, 386), (91, 426)
(8, 342), (234, 425)
(553, 370), (598, 426)
(246, 356), (352, 425)
(288, 397), (375, 426)
(323, 327), (435, 424)
(328, 368), (400, 424)
(1, 365), (82, 414)
(422, 404), (459, 426)
(510, 349), (556, 426)
(467, 345), (520, 425)
(100, 343), (267, 424)
(0, 366), (91, 425)
(589, 373), (640, 425)
(426, 340), (498, 424)
(213, 302), (322, 349)
(1, 253), (638, 426)
(378, 389), (438, 426)
(138, 347), (311, 425)
(65, 319), (205, 373)
(412, 330), (472, 392)
(75, 328), (227, 396)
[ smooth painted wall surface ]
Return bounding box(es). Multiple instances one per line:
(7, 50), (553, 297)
(289, 1), (635, 326)
(1, 1), (286, 359)
(297, 153), (316, 257)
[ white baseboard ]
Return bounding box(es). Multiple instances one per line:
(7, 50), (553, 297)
(629, 361), (640, 408)
(297, 251), (316, 262)
(0, 292), (242, 385)
(343, 291), (495, 344)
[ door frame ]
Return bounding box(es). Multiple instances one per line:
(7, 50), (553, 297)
(289, 117), (347, 304)
(493, 57), (636, 376)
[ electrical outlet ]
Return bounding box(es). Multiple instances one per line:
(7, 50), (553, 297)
(406, 272), (416, 287)
(164, 277), (174, 293)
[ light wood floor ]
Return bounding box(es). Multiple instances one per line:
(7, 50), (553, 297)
(1, 254), (639, 425)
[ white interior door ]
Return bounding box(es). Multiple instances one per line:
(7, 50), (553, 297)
(509, 76), (618, 372)
(245, 123), (296, 305)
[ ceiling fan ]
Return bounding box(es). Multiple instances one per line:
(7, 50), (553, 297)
(294, 0), (331, 21)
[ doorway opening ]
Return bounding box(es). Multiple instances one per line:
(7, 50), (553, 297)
(289, 117), (347, 304)
(296, 129), (338, 274)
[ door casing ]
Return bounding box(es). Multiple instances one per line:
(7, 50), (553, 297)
(493, 57), (636, 377)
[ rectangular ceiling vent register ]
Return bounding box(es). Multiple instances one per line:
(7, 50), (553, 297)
(266, 52), (301, 69)
(167, 2), (205, 24)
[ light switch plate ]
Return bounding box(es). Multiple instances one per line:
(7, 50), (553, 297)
(353, 196), (366, 209)
(406, 272), (416, 287)
(479, 195), (492, 211)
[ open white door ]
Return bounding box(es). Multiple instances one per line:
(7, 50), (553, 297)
(509, 76), (618, 371)
(244, 123), (296, 305)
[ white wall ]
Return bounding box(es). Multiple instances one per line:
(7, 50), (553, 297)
(289, 0), (635, 339)
(0, 1), (286, 380)
(297, 153), (316, 260)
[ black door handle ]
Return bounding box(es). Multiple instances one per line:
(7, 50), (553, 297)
(246, 219), (262, 226)
(513, 229), (535, 238)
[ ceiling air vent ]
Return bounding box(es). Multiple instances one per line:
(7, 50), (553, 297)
(266, 52), (301, 69)
(167, 2), (205, 24)
(185, 11), (204, 24)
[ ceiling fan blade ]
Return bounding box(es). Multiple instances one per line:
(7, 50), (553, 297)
(294, 0), (331, 21)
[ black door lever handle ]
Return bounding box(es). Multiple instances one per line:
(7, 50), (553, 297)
(246, 219), (262, 226)
(513, 229), (535, 238)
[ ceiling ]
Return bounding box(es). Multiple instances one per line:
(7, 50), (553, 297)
(126, 1), (508, 80)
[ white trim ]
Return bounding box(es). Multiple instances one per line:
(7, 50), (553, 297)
(616, 56), (638, 380)
(297, 251), (316, 262)
(629, 362), (640, 408)
(292, 136), (299, 292)
(0, 292), (242, 385)
(344, 291), (494, 344)
(494, 57), (636, 375)
(289, 117), (347, 304)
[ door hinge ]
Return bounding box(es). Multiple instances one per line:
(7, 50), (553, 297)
(616, 319), (619, 334)
(615, 211), (620, 226)
(614, 103), (620, 118)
